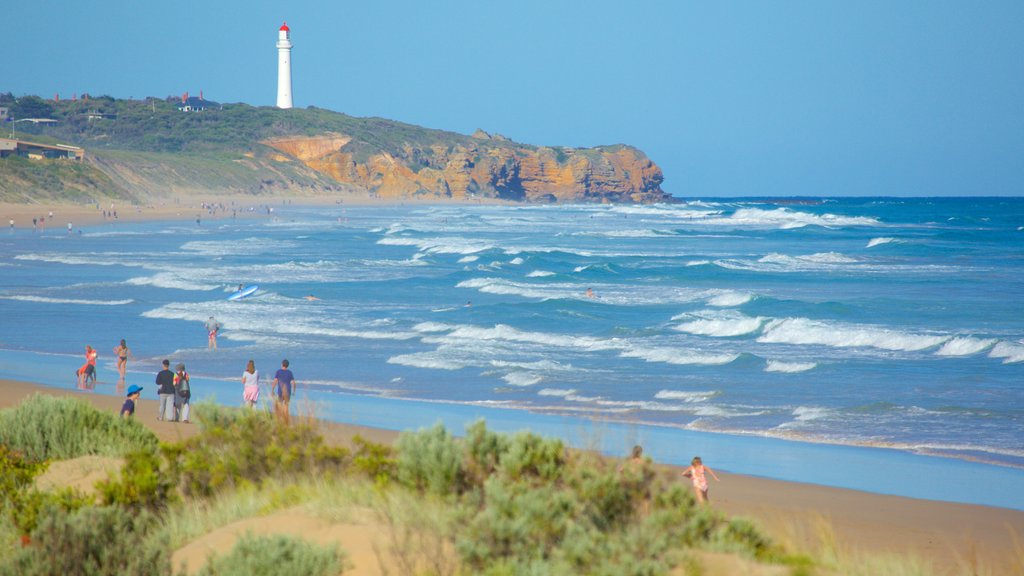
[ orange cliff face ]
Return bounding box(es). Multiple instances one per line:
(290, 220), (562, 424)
(263, 133), (670, 203)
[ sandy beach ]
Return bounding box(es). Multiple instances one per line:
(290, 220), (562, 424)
(2, 378), (1021, 574)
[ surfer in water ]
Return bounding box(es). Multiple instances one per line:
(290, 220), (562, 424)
(586, 288), (596, 298)
(304, 295), (320, 301)
(206, 316), (222, 350)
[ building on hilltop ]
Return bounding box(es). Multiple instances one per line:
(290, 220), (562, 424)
(177, 92), (219, 112)
(0, 138), (84, 161)
(0, 107), (8, 121)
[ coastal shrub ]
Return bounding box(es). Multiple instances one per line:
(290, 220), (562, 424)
(462, 419), (509, 487)
(0, 394), (158, 461)
(8, 486), (93, 536)
(0, 505), (171, 576)
(396, 423), (463, 495)
(97, 448), (178, 512)
(711, 517), (775, 560)
(196, 533), (345, 576)
(497, 431), (566, 483)
(350, 434), (397, 484)
(0, 445), (45, 502)
(170, 408), (347, 497)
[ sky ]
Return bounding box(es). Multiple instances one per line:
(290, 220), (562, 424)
(3, 1), (1023, 197)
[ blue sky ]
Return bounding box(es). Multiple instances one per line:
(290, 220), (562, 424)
(4, 1), (1023, 197)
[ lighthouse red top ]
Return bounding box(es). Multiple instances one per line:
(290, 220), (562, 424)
(279, 22), (290, 32)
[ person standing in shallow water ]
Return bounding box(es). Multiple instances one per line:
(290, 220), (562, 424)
(113, 339), (133, 384)
(205, 316), (222, 350)
(682, 456), (720, 504)
(242, 360), (260, 408)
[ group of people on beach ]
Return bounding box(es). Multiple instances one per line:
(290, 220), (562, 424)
(622, 445), (721, 505)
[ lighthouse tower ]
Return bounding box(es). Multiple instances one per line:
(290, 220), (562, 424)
(276, 22), (293, 109)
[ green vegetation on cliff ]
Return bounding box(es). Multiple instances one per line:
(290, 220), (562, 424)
(1, 92), (670, 203)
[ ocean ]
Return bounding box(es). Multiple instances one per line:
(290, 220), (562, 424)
(1, 198), (1022, 508)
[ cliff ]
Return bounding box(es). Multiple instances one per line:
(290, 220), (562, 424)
(0, 94), (671, 204)
(264, 133), (667, 203)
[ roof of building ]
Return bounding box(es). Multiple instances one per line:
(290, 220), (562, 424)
(177, 97), (219, 109)
(280, 22), (290, 32)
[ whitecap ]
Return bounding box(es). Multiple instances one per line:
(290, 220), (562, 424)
(867, 237), (900, 248)
(707, 291), (754, 307)
(764, 360), (817, 373)
(673, 310), (764, 337)
(387, 352), (466, 371)
(457, 255), (479, 263)
(502, 372), (542, 387)
(619, 346), (740, 366)
(1, 295), (133, 306)
(527, 270), (555, 278)
(508, 257), (524, 265)
(935, 337), (997, 357)
(126, 273), (218, 291)
(758, 317), (949, 352)
(989, 341), (1024, 364)
(653, 390), (717, 402)
(538, 388), (575, 397)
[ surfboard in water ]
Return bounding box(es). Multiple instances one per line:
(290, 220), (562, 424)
(227, 285), (259, 301)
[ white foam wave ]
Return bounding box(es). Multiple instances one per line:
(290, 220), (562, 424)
(619, 346), (740, 366)
(685, 260), (711, 267)
(502, 372), (542, 387)
(457, 255), (479, 263)
(673, 311), (765, 337)
(1, 295), (133, 306)
(759, 318), (948, 352)
(761, 252), (858, 265)
(935, 337), (997, 357)
(793, 406), (831, 421)
(413, 322), (456, 333)
(377, 235), (494, 255)
(526, 270), (555, 278)
(707, 291), (754, 307)
(712, 207), (881, 229)
(866, 237), (901, 248)
(508, 257), (524, 265)
(538, 388), (575, 397)
(14, 253), (143, 267)
(574, 229), (671, 238)
(653, 390), (717, 402)
(181, 237), (297, 256)
(989, 341), (1024, 364)
(764, 360), (817, 373)
(387, 353), (465, 371)
(126, 273), (218, 291)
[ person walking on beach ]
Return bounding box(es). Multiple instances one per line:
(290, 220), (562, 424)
(272, 359), (296, 425)
(155, 359), (176, 421)
(76, 345), (98, 387)
(206, 316), (222, 350)
(174, 363), (191, 423)
(682, 456), (720, 505)
(113, 339), (133, 384)
(121, 385), (143, 418)
(242, 359), (260, 408)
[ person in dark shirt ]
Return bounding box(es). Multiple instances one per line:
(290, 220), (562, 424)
(272, 359), (297, 425)
(155, 360), (176, 421)
(121, 385), (143, 418)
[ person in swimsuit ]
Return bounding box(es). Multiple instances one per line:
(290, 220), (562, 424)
(681, 456), (720, 504)
(206, 316), (222, 350)
(113, 339), (133, 384)
(77, 345), (97, 387)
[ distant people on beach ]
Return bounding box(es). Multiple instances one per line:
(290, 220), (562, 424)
(272, 359), (296, 425)
(113, 339), (133, 384)
(121, 385), (143, 418)
(242, 359), (260, 408)
(586, 287), (596, 299)
(76, 345), (97, 388)
(174, 363), (191, 423)
(155, 359), (176, 421)
(618, 445), (646, 474)
(304, 295), (320, 301)
(682, 456), (720, 504)
(206, 316), (222, 350)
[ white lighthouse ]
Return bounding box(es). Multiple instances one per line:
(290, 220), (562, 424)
(276, 22), (293, 109)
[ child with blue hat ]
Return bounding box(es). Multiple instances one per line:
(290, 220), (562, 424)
(121, 385), (143, 418)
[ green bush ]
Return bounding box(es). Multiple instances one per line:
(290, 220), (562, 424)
(0, 445), (45, 502)
(197, 533), (345, 576)
(0, 394), (158, 461)
(0, 505), (171, 576)
(8, 487), (93, 536)
(170, 407), (347, 497)
(496, 431), (566, 483)
(350, 434), (396, 484)
(98, 448), (178, 512)
(396, 423), (462, 495)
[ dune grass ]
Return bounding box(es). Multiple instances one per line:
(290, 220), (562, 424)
(0, 394), (157, 461)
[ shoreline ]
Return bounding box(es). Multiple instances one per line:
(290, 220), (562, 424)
(2, 377), (1023, 573)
